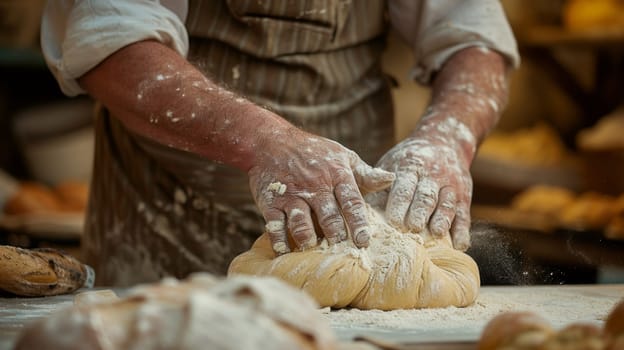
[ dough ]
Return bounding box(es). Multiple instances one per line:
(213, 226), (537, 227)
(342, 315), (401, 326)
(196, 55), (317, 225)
(14, 273), (336, 350)
(228, 205), (480, 310)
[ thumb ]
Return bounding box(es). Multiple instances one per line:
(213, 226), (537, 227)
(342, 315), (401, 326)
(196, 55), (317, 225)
(352, 159), (395, 194)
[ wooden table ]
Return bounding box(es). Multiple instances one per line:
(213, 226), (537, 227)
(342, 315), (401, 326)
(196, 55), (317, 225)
(1, 285), (623, 350)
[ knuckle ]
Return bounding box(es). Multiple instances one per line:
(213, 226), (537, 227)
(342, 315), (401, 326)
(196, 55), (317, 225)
(416, 191), (437, 207)
(319, 212), (344, 230)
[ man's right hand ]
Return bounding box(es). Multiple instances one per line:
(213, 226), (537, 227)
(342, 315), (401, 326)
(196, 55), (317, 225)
(248, 126), (395, 255)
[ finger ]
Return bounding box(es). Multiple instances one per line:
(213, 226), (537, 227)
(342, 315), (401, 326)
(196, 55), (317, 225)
(350, 155), (396, 194)
(364, 190), (388, 209)
(385, 171), (418, 230)
(285, 200), (317, 250)
(406, 178), (439, 232)
(429, 187), (457, 237)
(335, 182), (370, 248)
(309, 193), (347, 245)
(451, 202), (471, 251)
(263, 208), (290, 255)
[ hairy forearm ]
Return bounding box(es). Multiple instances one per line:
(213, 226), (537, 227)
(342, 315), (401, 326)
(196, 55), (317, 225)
(78, 40), (292, 171)
(413, 46), (511, 161)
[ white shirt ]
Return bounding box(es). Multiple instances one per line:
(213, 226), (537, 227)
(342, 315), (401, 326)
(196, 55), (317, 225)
(41, 0), (519, 96)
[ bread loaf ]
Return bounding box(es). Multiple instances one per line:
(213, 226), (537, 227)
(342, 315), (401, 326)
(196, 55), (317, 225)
(13, 273), (337, 350)
(478, 299), (624, 349)
(54, 181), (89, 212)
(3, 182), (62, 215)
(0, 245), (94, 296)
(3, 181), (89, 215)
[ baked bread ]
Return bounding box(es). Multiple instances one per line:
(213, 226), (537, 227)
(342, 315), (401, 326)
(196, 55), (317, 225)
(511, 185), (576, 217)
(605, 300), (624, 349)
(477, 312), (554, 350)
(3, 181), (89, 215)
(540, 323), (604, 350)
(606, 194), (624, 240)
(14, 273), (337, 350)
(478, 299), (624, 349)
(54, 180), (89, 212)
(3, 182), (62, 215)
(558, 192), (617, 230)
(0, 245), (93, 297)
(229, 205), (479, 310)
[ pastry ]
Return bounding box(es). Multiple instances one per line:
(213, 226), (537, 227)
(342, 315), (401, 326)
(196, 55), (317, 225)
(228, 205), (479, 310)
(511, 185), (576, 217)
(605, 300), (624, 349)
(606, 194), (624, 240)
(3, 182), (62, 215)
(54, 180), (90, 212)
(477, 312), (554, 350)
(478, 299), (624, 349)
(0, 245), (94, 297)
(558, 192), (617, 230)
(540, 323), (604, 350)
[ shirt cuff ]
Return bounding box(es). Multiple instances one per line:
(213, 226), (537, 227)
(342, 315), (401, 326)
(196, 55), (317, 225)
(42, 1), (189, 96)
(410, 2), (520, 84)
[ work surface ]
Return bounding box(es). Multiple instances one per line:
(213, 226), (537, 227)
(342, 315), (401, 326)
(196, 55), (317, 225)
(1, 284), (623, 349)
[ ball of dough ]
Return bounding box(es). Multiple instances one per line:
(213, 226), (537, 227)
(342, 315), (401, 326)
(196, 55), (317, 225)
(13, 273), (336, 350)
(228, 205), (480, 310)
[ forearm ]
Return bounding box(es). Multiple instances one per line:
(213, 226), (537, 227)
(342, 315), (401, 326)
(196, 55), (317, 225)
(413, 46), (511, 161)
(78, 40), (292, 172)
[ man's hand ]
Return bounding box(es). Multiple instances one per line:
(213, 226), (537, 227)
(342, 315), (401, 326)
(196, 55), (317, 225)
(367, 117), (474, 250)
(249, 127), (395, 255)
(368, 46), (511, 251)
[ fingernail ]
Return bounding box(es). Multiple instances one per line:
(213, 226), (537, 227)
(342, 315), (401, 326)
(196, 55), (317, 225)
(454, 235), (471, 251)
(272, 242), (289, 255)
(300, 238), (317, 251)
(378, 169), (396, 182)
(328, 231), (346, 245)
(354, 228), (370, 247)
(431, 219), (448, 237)
(339, 228), (348, 242)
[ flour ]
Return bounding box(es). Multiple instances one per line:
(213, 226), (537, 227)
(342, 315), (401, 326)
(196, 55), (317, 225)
(267, 182), (287, 195)
(313, 207), (425, 291)
(325, 285), (621, 342)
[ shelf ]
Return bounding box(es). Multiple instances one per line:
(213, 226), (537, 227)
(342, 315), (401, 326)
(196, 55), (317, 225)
(516, 25), (624, 48)
(0, 47), (46, 68)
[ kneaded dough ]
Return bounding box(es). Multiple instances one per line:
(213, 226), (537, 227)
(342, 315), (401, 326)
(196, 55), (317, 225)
(228, 205), (480, 310)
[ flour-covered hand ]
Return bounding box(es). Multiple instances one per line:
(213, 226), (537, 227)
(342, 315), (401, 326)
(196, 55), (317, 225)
(249, 126), (395, 255)
(367, 47), (511, 251)
(368, 115), (475, 251)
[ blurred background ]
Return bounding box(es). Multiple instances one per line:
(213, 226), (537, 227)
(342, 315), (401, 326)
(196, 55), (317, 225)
(0, 0), (623, 285)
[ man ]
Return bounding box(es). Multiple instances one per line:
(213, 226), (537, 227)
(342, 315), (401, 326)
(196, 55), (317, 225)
(42, 1), (519, 286)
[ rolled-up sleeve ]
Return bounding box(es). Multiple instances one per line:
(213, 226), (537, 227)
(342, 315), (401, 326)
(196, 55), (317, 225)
(41, 0), (189, 96)
(388, 0), (520, 84)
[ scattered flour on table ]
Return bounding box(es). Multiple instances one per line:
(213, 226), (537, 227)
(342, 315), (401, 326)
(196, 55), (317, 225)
(325, 286), (621, 332)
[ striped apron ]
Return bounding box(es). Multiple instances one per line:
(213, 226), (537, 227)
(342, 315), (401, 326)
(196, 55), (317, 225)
(84, 0), (395, 286)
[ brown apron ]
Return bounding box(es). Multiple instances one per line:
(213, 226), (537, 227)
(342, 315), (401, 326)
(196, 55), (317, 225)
(84, 0), (395, 286)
